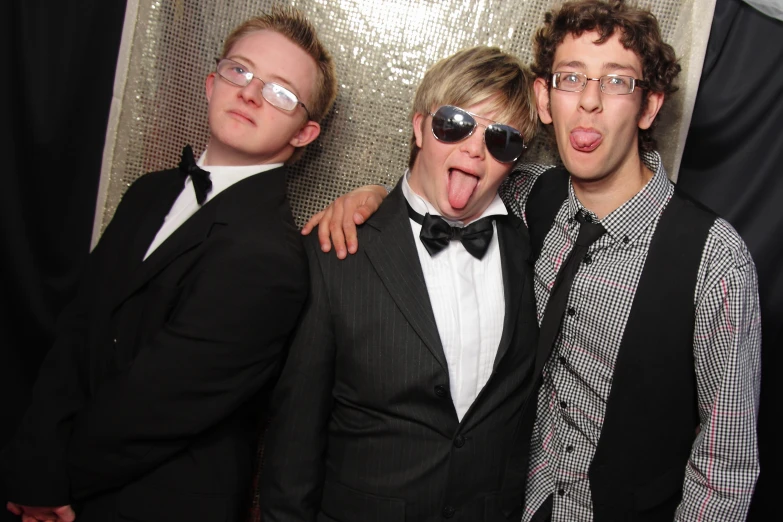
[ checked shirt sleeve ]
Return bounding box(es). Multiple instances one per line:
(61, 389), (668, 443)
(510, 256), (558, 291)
(499, 163), (553, 222)
(675, 218), (761, 522)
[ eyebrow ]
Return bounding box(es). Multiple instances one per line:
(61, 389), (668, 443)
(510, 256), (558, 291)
(226, 54), (300, 95)
(554, 60), (641, 77)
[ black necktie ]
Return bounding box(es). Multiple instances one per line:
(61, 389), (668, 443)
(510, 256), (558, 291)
(406, 202), (495, 260)
(178, 145), (212, 205)
(537, 210), (606, 354)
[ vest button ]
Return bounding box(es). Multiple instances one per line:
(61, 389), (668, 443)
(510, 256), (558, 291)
(454, 435), (465, 448)
(442, 505), (456, 518)
(567, 307), (576, 317)
(434, 385), (448, 398)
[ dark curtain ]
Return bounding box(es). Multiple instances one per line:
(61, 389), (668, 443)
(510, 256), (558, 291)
(0, 0), (126, 518)
(678, 0), (782, 519)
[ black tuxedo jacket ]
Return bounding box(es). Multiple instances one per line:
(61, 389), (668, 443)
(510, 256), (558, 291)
(261, 184), (540, 522)
(1, 164), (308, 521)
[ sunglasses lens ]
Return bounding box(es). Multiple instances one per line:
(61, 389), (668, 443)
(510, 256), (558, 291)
(485, 124), (525, 163)
(431, 106), (476, 143)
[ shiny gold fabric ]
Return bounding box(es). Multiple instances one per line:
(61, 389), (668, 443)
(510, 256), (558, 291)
(95, 0), (711, 238)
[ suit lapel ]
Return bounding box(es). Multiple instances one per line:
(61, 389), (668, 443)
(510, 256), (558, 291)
(363, 186), (448, 371)
(126, 169), (186, 271)
(114, 181), (220, 311)
(492, 214), (529, 370)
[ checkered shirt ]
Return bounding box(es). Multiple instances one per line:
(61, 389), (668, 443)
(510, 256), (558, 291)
(498, 151), (761, 522)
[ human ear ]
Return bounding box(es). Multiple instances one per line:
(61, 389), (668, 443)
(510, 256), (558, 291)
(289, 120), (322, 148)
(638, 91), (664, 130)
(412, 112), (426, 148)
(534, 77), (552, 125)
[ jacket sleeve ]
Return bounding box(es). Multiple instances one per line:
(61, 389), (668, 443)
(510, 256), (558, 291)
(261, 236), (336, 522)
(65, 226), (309, 499)
(0, 177), (147, 507)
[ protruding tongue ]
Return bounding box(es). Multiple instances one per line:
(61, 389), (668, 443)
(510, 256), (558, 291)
(448, 169), (479, 210)
(570, 129), (602, 151)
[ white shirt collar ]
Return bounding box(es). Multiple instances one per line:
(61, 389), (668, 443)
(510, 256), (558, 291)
(196, 149), (283, 201)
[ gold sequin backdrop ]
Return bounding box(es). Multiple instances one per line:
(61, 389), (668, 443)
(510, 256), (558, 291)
(92, 0), (716, 244)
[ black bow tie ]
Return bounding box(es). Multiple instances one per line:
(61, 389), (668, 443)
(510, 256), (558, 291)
(406, 202), (495, 260)
(178, 145), (212, 205)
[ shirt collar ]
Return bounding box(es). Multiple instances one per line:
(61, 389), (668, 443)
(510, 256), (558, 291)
(567, 150), (673, 242)
(401, 169), (508, 226)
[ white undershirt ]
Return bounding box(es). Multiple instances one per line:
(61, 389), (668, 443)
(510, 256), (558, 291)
(143, 150), (282, 260)
(402, 171), (506, 421)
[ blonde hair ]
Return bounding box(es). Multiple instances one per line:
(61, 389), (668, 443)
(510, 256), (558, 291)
(222, 7), (338, 162)
(409, 46), (537, 168)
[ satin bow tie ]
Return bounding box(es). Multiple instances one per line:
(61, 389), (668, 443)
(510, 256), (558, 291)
(178, 145), (212, 205)
(406, 202), (495, 260)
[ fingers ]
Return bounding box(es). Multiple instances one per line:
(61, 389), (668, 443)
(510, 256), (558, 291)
(7, 502), (22, 515)
(53, 506), (76, 522)
(301, 209), (325, 236)
(325, 200), (348, 259)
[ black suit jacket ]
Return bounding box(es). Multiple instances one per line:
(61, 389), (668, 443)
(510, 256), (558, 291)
(1, 164), (308, 522)
(261, 184), (539, 522)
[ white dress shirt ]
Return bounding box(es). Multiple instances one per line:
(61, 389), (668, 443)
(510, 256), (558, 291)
(144, 150), (282, 260)
(401, 171), (507, 421)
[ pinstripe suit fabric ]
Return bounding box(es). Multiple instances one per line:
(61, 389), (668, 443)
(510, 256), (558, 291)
(261, 183), (540, 522)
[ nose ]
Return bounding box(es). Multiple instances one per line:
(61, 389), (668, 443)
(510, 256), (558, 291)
(460, 126), (486, 159)
(238, 78), (264, 106)
(578, 78), (603, 113)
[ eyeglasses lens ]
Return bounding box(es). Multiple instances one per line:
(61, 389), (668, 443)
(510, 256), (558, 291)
(485, 125), (525, 163)
(432, 106), (476, 142)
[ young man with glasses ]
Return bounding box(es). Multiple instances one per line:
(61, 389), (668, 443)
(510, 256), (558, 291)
(2, 7), (336, 522)
(260, 46), (540, 522)
(301, 1), (761, 521)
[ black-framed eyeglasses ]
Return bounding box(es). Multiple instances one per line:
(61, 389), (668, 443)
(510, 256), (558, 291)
(429, 105), (526, 163)
(551, 71), (647, 95)
(214, 58), (311, 120)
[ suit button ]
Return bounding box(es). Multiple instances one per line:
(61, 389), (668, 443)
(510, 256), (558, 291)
(435, 385), (448, 398)
(442, 505), (456, 518)
(454, 435), (465, 448)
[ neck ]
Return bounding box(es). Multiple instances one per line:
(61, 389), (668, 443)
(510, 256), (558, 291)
(570, 156), (653, 219)
(203, 139), (291, 167)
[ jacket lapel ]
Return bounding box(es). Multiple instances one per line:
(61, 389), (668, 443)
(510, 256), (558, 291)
(492, 214), (530, 370)
(363, 186), (448, 371)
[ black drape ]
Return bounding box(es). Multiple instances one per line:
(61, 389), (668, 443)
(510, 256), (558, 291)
(0, 0), (126, 517)
(678, 0), (782, 519)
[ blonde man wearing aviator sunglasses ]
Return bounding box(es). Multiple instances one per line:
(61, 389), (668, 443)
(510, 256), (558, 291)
(260, 45), (540, 522)
(2, 7), (336, 522)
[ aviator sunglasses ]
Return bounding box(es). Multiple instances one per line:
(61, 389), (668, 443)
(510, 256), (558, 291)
(429, 105), (526, 163)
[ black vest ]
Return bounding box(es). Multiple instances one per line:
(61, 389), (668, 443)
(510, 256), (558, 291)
(526, 167), (716, 522)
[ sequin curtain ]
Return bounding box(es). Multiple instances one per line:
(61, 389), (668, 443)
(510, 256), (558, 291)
(92, 0), (713, 242)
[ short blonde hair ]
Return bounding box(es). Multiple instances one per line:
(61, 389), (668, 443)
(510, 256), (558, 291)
(409, 46), (537, 168)
(222, 7), (338, 162)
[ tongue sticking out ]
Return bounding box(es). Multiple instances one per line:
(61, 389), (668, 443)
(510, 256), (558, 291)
(448, 169), (479, 210)
(570, 129), (603, 152)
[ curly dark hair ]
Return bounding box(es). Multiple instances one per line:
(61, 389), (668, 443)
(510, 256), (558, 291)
(532, 0), (681, 153)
